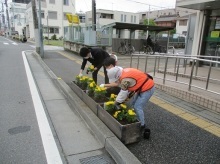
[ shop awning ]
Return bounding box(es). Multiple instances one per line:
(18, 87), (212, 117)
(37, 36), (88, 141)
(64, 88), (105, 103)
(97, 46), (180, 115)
(102, 22), (174, 32)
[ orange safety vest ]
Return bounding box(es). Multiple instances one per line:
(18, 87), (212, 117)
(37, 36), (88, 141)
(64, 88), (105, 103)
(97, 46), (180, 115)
(119, 68), (154, 92)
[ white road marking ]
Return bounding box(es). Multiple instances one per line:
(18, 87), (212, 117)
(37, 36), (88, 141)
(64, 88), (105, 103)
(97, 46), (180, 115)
(12, 42), (18, 45)
(22, 51), (63, 164)
(4, 42), (9, 45)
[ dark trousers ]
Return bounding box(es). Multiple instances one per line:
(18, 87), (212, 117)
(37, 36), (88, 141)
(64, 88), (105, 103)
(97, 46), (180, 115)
(92, 66), (109, 84)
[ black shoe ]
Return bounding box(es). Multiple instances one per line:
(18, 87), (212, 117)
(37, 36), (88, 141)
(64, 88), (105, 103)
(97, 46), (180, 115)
(143, 128), (151, 139)
(140, 125), (145, 133)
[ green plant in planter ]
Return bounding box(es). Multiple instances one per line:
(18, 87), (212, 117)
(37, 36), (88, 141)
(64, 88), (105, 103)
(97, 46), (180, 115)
(109, 94), (117, 101)
(79, 76), (89, 90)
(111, 103), (137, 124)
(125, 109), (137, 123)
(104, 101), (115, 113)
(75, 75), (81, 85)
(87, 80), (96, 96)
(94, 86), (107, 102)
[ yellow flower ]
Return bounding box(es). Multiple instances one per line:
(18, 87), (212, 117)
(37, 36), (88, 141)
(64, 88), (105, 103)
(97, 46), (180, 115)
(120, 104), (127, 109)
(128, 109), (136, 116)
(90, 65), (94, 69)
(89, 83), (94, 88)
(105, 101), (115, 106)
(101, 87), (106, 91)
(110, 94), (115, 99)
(113, 111), (121, 118)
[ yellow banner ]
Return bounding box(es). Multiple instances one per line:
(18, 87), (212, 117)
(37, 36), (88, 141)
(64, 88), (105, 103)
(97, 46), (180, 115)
(66, 14), (79, 24)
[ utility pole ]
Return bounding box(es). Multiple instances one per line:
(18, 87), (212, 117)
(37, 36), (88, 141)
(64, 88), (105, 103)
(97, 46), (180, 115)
(38, 0), (44, 57)
(92, 0), (96, 31)
(5, 0), (10, 36)
(31, 0), (40, 55)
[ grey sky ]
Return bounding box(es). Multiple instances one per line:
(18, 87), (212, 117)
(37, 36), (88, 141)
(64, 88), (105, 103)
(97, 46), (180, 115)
(75, 0), (176, 13)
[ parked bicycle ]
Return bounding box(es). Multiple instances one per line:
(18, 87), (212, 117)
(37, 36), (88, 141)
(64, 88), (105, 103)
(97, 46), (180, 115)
(118, 40), (135, 55)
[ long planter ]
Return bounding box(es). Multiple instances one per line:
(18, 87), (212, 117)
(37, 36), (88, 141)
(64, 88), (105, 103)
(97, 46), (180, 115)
(97, 105), (141, 144)
(70, 81), (141, 144)
(69, 81), (83, 99)
(82, 91), (98, 115)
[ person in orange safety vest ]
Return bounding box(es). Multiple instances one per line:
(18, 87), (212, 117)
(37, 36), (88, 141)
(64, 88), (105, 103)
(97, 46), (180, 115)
(101, 57), (155, 136)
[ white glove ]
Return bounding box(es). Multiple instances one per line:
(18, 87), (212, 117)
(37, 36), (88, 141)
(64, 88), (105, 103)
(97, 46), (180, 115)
(99, 84), (105, 88)
(79, 73), (83, 77)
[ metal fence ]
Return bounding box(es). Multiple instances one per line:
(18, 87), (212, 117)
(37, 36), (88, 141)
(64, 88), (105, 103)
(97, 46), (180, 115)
(64, 25), (113, 46)
(129, 54), (220, 95)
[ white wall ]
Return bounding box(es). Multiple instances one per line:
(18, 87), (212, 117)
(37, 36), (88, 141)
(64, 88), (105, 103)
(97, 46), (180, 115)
(26, 0), (75, 40)
(85, 9), (140, 39)
(176, 19), (188, 35)
(9, 3), (27, 36)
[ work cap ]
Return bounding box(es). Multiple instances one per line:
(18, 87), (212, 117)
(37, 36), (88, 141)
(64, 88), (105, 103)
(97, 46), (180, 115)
(108, 66), (123, 83)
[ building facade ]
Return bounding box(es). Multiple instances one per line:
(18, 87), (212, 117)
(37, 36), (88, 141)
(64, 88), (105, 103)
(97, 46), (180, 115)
(85, 9), (140, 39)
(25, 0), (75, 40)
(9, 2), (27, 35)
(177, 0), (220, 65)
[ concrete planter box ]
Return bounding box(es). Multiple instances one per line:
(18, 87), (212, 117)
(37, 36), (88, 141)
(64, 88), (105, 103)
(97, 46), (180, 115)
(82, 90), (98, 115)
(69, 81), (83, 99)
(97, 105), (141, 145)
(70, 81), (141, 144)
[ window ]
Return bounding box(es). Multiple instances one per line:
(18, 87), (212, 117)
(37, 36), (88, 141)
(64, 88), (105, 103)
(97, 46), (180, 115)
(48, 11), (57, 19)
(43, 27), (59, 34)
(131, 15), (133, 23)
(49, 0), (55, 4)
(121, 14), (123, 22)
(134, 16), (136, 23)
(41, 10), (45, 19)
(124, 15), (126, 22)
(179, 20), (187, 26)
(63, 0), (69, 5)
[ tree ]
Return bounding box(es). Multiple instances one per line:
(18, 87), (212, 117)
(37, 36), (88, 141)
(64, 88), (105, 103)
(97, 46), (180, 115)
(143, 19), (157, 26)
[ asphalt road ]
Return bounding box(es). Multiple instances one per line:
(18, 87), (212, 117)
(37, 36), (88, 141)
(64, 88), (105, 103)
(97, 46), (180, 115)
(0, 36), (47, 163)
(43, 50), (220, 164)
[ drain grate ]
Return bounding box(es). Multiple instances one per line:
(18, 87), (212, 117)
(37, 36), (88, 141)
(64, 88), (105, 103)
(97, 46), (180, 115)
(79, 154), (113, 164)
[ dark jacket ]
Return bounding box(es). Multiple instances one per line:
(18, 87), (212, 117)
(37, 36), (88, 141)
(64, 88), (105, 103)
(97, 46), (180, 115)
(81, 48), (110, 70)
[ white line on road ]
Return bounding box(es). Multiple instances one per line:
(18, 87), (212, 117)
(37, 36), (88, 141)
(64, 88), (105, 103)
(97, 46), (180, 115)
(12, 42), (18, 45)
(22, 51), (63, 164)
(3, 42), (9, 45)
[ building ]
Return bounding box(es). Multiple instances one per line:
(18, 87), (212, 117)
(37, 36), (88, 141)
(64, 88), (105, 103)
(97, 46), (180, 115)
(85, 9), (140, 39)
(25, 0), (75, 39)
(9, 2), (27, 35)
(138, 7), (196, 36)
(176, 0), (220, 64)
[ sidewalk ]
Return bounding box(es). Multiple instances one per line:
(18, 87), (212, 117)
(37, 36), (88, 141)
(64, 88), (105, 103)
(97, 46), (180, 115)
(115, 54), (220, 114)
(25, 51), (141, 164)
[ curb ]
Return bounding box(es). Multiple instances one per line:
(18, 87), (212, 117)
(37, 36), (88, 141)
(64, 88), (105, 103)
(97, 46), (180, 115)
(34, 52), (142, 164)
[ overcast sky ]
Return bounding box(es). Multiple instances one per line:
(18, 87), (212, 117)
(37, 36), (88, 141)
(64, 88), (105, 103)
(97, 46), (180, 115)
(75, 0), (176, 13)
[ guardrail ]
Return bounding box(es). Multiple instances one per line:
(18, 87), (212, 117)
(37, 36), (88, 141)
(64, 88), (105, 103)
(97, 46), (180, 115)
(129, 54), (220, 95)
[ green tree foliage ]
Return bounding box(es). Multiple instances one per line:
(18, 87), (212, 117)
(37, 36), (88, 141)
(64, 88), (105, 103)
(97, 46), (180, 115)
(143, 19), (157, 26)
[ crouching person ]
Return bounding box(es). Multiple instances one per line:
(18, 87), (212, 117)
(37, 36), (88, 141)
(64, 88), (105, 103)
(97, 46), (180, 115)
(102, 57), (155, 137)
